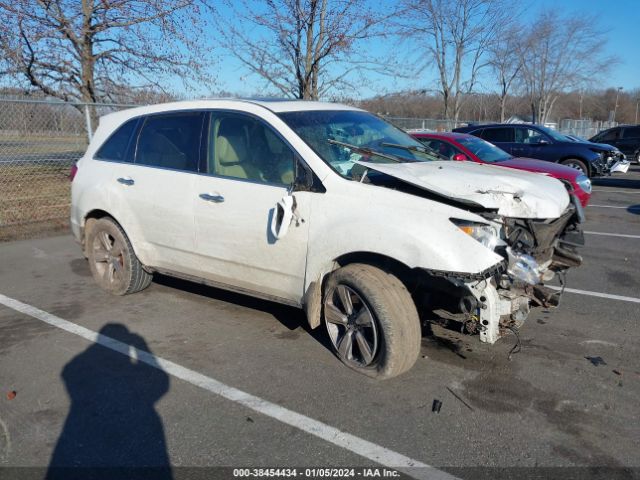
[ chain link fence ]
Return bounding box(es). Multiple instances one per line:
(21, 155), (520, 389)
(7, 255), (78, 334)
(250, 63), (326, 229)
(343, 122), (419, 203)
(557, 119), (618, 140)
(0, 98), (138, 241)
(383, 116), (467, 132)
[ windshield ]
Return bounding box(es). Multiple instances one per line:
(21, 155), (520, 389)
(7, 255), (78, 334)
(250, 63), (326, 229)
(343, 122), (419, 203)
(456, 136), (512, 162)
(535, 125), (570, 142)
(278, 110), (440, 179)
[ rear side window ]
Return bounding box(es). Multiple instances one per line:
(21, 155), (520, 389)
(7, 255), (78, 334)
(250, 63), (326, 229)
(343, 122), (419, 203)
(481, 127), (513, 142)
(95, 119), (137, 161)
(135, 112), (204, 172)
(622, 127), (640, 139)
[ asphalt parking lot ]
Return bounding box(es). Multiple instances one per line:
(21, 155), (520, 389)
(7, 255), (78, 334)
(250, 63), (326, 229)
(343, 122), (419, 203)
(1, 166), (639, 480)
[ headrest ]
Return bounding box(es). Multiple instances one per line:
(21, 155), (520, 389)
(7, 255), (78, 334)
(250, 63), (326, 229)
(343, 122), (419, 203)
(217, 134), (247, 166)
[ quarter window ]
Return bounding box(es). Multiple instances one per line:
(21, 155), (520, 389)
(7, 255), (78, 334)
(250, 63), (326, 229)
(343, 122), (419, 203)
(95, 118), (137, 161)
(207, 113), (295, 185)
(135, 112), (203, 172)
(481, 127), (513, 142)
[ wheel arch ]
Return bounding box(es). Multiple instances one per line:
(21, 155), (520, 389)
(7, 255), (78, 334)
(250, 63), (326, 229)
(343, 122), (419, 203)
(558, 155), (591, 176)
(82, 210), (141, 261)
(303, 250), (432, 330)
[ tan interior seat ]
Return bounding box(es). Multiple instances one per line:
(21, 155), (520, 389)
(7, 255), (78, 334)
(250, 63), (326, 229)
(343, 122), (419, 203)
(138, 131), (187, 169)
(213, 118), (263, 181)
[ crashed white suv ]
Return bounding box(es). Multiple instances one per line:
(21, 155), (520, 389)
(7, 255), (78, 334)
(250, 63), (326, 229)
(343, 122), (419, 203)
(71, 100), (584, 378)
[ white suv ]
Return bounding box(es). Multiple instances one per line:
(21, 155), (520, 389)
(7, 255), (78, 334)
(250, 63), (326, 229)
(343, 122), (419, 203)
(71, 100), (584, 378)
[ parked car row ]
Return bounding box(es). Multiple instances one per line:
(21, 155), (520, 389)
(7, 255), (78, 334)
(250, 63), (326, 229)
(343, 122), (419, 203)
(589, 124), (640, 164)
(410, 132), (592, 207)
(452, 123), (629, 177)
(71, 100), (585, 378)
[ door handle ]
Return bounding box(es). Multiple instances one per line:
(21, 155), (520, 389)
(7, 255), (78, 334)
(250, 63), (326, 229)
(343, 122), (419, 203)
(117, 177), (135, 186)
(199, 193), (224, 203)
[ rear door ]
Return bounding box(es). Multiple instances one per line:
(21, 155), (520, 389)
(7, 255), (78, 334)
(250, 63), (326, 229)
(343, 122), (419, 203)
(108, 111), (205, 272)
(192, 111), (311, 304)
(480, 127), (515, 154)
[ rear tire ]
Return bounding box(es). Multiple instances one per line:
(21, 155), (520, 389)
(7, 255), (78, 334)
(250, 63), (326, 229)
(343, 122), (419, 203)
(86, 217), (152, 296)
(560, 158), (588, 176)
(634, 152), (640, 164)
(323, 263), (421, 379)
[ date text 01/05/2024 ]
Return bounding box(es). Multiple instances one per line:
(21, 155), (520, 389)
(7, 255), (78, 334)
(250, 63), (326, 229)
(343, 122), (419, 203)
(232, 468), (402, 478)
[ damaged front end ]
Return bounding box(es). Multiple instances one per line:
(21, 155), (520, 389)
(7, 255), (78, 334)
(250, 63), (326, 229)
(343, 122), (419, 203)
(449, 197), (584, 344)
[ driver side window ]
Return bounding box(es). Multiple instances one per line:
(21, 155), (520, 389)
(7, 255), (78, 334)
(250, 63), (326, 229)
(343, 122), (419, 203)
(515, 128), (546, 144)
(207, 112), (295, 186)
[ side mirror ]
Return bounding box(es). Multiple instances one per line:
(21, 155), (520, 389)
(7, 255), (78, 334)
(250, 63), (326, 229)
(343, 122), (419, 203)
(452, 153), (468, 161)
(270, 195), (294, 240)
(537, 138), (550, 145)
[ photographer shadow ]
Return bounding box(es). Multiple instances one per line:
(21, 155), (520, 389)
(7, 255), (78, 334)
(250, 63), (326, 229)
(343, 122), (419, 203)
(47, 324), (172, 480)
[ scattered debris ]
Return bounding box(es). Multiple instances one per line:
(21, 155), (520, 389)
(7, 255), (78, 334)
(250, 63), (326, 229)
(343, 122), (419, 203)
(246, 416), (254, 423)
(507, 325), (521, 360)
(6, 391), (16, 400)
(446, 387), (474, 412)
(432, 399), (442, 413)
(537, 319), (547, 325)
(585, 356), (607, 366)
(612, 369), (622, 376)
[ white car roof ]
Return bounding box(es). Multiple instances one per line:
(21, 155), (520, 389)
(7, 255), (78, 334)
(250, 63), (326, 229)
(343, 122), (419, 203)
(100, 98), (362, 126)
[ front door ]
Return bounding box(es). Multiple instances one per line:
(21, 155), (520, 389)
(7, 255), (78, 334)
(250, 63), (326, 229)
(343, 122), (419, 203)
(193, 111), (311, 303)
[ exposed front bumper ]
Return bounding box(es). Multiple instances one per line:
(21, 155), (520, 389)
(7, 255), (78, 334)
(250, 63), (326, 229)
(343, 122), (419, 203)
(609, 159), (630, 174)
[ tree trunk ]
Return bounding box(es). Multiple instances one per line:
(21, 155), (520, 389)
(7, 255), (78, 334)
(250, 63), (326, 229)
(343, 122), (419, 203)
(81, 0), (98, 134)
(500, 94), (507, 122)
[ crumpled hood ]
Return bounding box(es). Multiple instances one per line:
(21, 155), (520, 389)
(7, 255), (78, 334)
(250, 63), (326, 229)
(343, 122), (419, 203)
(357, 160), (570, 218)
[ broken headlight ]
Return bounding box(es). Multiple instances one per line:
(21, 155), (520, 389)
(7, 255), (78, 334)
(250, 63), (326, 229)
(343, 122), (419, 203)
(451, 219), (500, 250)
(506, 247), (542, 285)
(576, 174), (592, 194)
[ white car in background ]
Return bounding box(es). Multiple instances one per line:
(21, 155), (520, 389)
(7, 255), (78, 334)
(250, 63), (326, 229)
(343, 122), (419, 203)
(70, 99), (584, 378)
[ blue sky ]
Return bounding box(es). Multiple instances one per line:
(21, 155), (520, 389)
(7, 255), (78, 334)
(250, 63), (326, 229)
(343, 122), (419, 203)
(210, 0), (639, 99)
(521, 0), (639, 90)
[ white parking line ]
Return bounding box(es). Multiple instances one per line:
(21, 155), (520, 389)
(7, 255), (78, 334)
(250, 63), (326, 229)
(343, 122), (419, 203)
(585, 231), (640, 239)
(588, 204), (640, 210)
(546, 286), (640, 304)
(0, 293), (456, 480)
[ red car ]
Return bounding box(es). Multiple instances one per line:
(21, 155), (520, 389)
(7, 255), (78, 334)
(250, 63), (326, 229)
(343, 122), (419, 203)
(411, 132), (592, 207)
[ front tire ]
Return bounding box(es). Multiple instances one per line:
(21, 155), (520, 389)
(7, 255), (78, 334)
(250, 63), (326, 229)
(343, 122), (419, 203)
(561, 158), (588, 175)
(86, 217), (152, 296)
(323, 264), (421, 379)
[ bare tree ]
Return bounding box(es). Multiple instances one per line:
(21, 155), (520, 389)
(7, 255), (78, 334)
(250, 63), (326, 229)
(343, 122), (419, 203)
(487, 26), (522, 122)
(0, 0), (211, 107)
(398, 0), (511, 123)
(516, 10), (614, 124)
(213, 0), (394, 100)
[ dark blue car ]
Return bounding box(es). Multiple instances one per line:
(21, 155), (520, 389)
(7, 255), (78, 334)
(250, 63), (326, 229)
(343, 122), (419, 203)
(452, 123), (624, 177)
